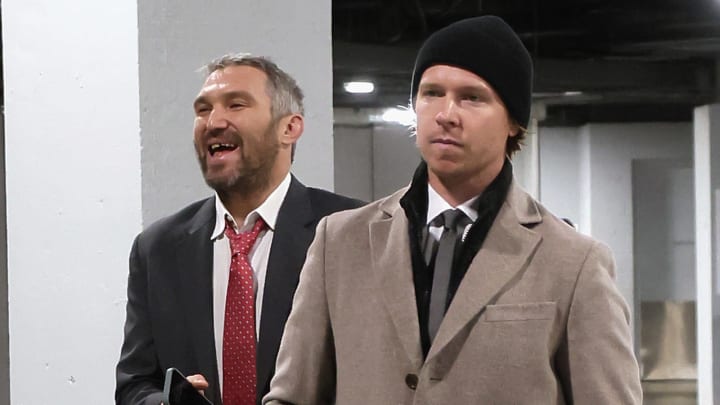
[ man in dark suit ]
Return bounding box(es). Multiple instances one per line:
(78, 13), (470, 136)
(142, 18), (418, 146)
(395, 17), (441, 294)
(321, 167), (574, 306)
(115, 54), (362, 405)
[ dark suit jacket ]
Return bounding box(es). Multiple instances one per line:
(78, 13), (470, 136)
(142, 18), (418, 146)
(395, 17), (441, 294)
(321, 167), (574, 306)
(115, 176), (363, 405)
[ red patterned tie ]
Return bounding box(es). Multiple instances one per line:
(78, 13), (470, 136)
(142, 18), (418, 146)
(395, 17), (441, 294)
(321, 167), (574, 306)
(223, 217), (266, 405)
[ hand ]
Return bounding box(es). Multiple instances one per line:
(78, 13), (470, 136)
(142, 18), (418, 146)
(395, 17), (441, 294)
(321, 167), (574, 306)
(185, 374), (209, 395)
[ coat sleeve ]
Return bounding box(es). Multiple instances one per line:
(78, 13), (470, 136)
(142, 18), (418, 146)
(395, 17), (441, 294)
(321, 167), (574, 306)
(115, 235), (164, 405)
(263, 217), (337, 405)
(556, 241), (643, 404)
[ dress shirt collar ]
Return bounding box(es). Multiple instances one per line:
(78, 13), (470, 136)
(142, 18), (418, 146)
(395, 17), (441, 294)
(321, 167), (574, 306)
(210, 172), (292, 240)
(426, 184), (479, 226)
(400, 158), (513, 232)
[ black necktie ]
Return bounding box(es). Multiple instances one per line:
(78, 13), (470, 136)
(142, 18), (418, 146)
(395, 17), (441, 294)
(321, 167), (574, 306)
(427, 209), (471, 342)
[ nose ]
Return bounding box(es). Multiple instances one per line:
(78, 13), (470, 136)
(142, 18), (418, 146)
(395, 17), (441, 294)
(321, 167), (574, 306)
(435, 99), (459, 128)
(207, 107), (230, 131)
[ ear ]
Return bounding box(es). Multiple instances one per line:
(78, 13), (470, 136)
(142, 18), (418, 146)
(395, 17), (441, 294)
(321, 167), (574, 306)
(507, 119), (521, 138)
(279, 114), (304, 146)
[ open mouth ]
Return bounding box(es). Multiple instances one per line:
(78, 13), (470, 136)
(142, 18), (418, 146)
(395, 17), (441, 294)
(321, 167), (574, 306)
(208, 143), (238, 156)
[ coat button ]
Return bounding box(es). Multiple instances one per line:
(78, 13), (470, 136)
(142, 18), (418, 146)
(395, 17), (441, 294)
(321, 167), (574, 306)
(405, 373), (418, 390)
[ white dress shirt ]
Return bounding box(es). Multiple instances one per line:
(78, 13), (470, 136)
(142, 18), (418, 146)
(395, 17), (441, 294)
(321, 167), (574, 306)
(426, 184), (479, 242)
(210, 172), (292, 394)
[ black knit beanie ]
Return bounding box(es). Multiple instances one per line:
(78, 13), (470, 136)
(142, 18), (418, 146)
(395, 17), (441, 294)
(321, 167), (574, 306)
(410, 15), (533, 129)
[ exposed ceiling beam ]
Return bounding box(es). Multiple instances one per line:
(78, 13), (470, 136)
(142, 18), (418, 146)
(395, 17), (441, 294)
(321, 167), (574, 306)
(333, 42), (717, 109)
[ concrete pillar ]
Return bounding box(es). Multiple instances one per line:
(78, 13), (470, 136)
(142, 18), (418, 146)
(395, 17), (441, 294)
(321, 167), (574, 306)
(694, 104), (720, 404)
(2, 1), (142, 404)
(537, 126), (581, 225)
(333, 124), (374, 202)
(2, 1), (333, 403)
(0, 113), (8, 405)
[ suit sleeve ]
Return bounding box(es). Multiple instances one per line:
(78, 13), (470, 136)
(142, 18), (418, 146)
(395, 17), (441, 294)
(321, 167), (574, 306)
(557, 241), (643, 404)
(115, 235), (164, 405)
(263, 217), (337, 405)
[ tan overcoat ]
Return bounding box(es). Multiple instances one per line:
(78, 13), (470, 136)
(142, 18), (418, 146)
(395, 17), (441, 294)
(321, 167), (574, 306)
(264, 183), (642, 405)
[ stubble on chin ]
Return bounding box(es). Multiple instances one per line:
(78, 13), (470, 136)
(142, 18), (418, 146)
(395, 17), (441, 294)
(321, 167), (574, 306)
(197, 147), (279, 198)
(208, 169), (270, 196)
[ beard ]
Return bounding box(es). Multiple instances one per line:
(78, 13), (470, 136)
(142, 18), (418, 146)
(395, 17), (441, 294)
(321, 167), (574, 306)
(195, 121), (280, 195)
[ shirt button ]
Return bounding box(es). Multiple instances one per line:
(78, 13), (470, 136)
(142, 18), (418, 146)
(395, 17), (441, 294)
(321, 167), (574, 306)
(405, 373), (418, 390)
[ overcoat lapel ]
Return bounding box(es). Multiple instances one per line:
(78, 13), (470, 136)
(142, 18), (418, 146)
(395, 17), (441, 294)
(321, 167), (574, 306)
(426, 184), (543, 366)
(256, 177), (316, 396)
(174, 198), (221, 402)
(370, 191), (424, 370)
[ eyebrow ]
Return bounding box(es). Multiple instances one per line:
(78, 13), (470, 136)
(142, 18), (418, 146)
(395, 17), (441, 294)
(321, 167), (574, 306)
(418, 82), (441, 91)
(193, 90), (256, 109)
(418, 81), (495, 99)
(457, 85), (493, 95)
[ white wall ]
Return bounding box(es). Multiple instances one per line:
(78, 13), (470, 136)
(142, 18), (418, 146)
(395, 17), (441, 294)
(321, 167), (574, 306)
(0, 113), (8, 405)
(372, 125), (420, 199)
(584, 123), (693, 308)
(2, 1), (142, 403)
(334, 123), (419, 201)
(139, 0), (334, 225)
(633, 160), (695, 302)
(334, 125), (373, 201)
(513, 119), (540, 198)
(539, 123), (694, 310)
(540, 123), (696, 371)
(579, 126), (593, 234)
(538, 127), (582, 224)
(693, 104), (720, 403)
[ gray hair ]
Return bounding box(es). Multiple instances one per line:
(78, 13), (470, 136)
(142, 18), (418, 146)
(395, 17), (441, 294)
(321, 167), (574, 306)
(205, 53), (305, 121)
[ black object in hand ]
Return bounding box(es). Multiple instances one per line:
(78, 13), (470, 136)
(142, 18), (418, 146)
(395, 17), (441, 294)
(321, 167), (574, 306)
(162, 368), (214, 405)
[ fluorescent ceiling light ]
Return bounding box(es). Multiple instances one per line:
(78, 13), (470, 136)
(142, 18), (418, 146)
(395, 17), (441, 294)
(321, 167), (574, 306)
(344, 81), (375, 94)
(563, 91), (583, 96)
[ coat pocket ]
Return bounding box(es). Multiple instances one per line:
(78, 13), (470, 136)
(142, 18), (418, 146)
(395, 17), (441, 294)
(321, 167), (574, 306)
(484, 302), (556, 322)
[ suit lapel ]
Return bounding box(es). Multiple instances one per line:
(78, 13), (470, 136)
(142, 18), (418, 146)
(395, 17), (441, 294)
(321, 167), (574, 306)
(426, 184), (543, 364)
(256, 177), (315, 396)
(370, 192), (424, 369)
(174, 198), (222, 403)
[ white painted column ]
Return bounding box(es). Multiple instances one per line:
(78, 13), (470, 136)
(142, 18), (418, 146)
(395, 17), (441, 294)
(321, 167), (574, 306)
(333, 125), (374, 202)
(694, 104), (720, 404)
(2, 1), (142, 404)
(0, 112), (9, 405)
(537, 126), (582, 225)
(138, 0), (334, 224)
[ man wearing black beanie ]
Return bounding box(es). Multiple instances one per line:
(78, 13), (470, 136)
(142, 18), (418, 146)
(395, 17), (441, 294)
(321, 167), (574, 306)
(265, 16), (642, 405)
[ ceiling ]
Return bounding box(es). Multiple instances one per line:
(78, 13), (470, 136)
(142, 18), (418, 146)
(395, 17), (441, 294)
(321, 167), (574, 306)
(332, 0), (720, 126)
